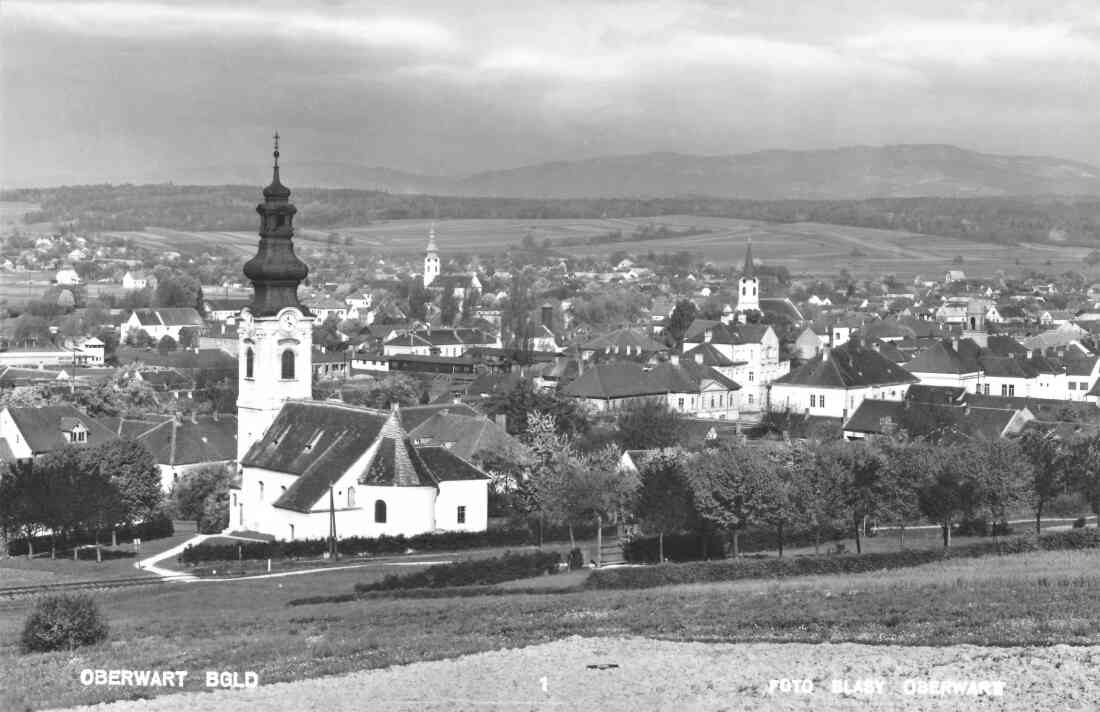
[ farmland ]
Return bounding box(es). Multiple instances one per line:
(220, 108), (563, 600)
(97, 216), (1095, 282)
(3, 546), (1100, 709)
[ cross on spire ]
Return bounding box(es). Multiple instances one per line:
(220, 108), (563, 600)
(273, 130), (280, 167)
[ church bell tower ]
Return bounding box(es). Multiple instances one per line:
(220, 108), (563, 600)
(423, 224), (440, 287)
(236, 133), (314, 460)
(736, 239), (760, 322)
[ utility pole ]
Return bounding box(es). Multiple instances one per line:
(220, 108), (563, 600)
(328, 486), (338, 559)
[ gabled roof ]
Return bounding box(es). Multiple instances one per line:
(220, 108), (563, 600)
(129, 308), (205, 327)
(682, 320), (772, 346)
(774, 341), (917, 389)
(906, 384), (966, 405)
(758, 298), (805, 322)
(904, 340), (981, 375)
(398, 402), (482, 431)
(132, 415), (238, 466)
(979, 356), (1038, 379)
(580, 328), (665, 354)
(843, 399), (1022, 440)
(407, 412), (527, 462)
(3, 405), (117, 453)
(562, 359), (740, 400)
(682, 342), (735, 367)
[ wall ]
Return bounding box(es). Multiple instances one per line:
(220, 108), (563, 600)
(435, 480), (489, 532)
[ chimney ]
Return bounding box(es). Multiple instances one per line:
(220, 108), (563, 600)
(494, 413), (507, 430)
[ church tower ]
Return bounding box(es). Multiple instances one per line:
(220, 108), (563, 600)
(236, 133), (314, 460)
(423, 224), (440, 287)
(736, 239), (760, 322)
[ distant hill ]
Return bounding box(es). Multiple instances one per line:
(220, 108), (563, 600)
(176, 144), (1100, 200)
(447, 145), (1100, 200)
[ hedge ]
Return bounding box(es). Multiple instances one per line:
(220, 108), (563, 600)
(179, 525), (591, 565)
(354, 550), (562, 593)
(622, 525), (848, 564)
(587, 529), (1100, 590)
(6, 513), (175, 557)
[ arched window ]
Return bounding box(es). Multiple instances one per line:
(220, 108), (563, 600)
(289, 524), (295, 540)
(281, 349), (295, 380)
(741, 285), (746, 296)
(347, 487), (356, 508)
(231, 493), (236, 508)
(374, 499), (387, 523)
(752, 286), (757, 296)
(245, 347), (254, 379)
(258, 481), (264, 501)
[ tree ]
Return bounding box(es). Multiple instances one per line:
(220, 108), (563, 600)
(633, 449), (699, 562)
(312, 313), (344, 352)
(614, 400), (686, 450)
(153, 270), (202, 311)
(913, 442), (981, 548)
(0, 462), (46, 557)
(665, 299), (698, 346)
(1060, 434), (1100, 522)
(126, 328), (155, 348)
(1018, 429), (1068, 534)
(171, 465), (231, 534)
(157, 334), (178, 354)
(341, 373), (422, 409)
(89, 439), (162, 527)
(877, 437), (928, 548)
(439, 288), (459, 327)
(814, 440), (888, 553)
(178, 326), (201, 350)
(482, 378), (590, 438)
(687, 443), (774, 556)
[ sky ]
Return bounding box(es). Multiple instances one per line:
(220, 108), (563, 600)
(2, 0), (1099, 187)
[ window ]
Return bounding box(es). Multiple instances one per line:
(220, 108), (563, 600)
(258, 481), (264, 501)
(710, 396), (715, 408)
(810, 394), (816, 408)
(281, 349), (295, 379)
(748, 394), (754, 405)
(752, 286), (757, 296)
(231, 493), (236, 508)
(1070, 382), (1077, 391)
(749, 372), (754, 382)
(983, 384), (990, 396)
(347, 487), (355, 508)
(1082, 382), (1089, 390)
(276, 214), (286, 228)
(718, 395), (723, 408)
(819, 394), (825, 408)
(457, 506), (466, 524)
(245, 347), (254, 379)
(677, 397), (684, 410)
(1009, 384), (1015, 397)
(289, 524), (295, 540)
(374, 500), (387, 523)
(73, 429), (87, 443)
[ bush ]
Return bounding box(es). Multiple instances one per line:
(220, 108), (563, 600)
(354, 551), (562, 593)
(587, 530), (1100, 591)
(6, 513), (174, 557)
(21, 594), (109, 653)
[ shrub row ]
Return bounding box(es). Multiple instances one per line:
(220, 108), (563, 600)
(6, 513), (174, 557)
(354, 551), (562, 593)
(179, 525), (589, 565)
(587, 529), (1100, 590)
(622, 525), (848, 564)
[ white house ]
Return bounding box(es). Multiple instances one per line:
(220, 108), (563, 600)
(769, 341), (918, 420)
(122, 308), (205, 344)
(681, 320), (789, 417)
(122, 270), (153, 290)
(55, 268), (81, 286)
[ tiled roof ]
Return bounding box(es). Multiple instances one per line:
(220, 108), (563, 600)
(133, 415), (237, 466)
(562, 359), (740, 399)
(580, 328), (666, 354)
(774, 341), (917, 389)
(844, 399), (1020, 440)
(759, 298), (804, 322)
(361, 435), (439, 487)
(906, 384), (966, 405)
(399, 403), (482, 431)
(979, 356), (1038, 378)
(408, 412), (528, 462)
(130, 308), (205, 327)
(415, 446), (491, 481)
(682, 320), (772, 346)
(905, 340), (981, 375)
(682, 343), (735, 367)
(4, 405), (117, 453)
(241, 400), (389, 476)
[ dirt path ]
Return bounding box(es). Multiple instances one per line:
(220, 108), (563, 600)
(51, 636), (1099, 711)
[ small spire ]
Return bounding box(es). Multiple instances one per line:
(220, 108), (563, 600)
(273, 130), (280, 167)
(742, 238), (756, 279)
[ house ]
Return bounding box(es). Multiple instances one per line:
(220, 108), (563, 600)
(680, 320), (789, 415)
(405, 410), (528, 464)
(55, 268), (80, 286)
(383, 328), (499, 359)
(233, 401), (490, 539)
(309, 296), (349, 323)
(561, 356), (741, 419)
(108, 413), (238, 491)
(769, 340), (918, 420)
(204, 297), (251, 323)
(122, 308), (205, 343)
(0, 405), (117, 465)
(904, 339), (983, 392)
(842, 399), (1033, 440)
(578, 328), (667, 362)
(945, 270), (966, 283)
(122, 270), (154, 290)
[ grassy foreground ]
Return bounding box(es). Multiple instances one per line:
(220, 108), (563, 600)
(3, 548), (1100, 709)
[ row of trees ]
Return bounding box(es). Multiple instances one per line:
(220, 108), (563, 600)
(632, 429), (1098, 558)
(0, 441), (163, 559)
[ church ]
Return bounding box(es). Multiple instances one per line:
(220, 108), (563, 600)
(229, 139), (489, 540)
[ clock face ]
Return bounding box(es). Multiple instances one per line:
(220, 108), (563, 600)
(280, 311), (297, 331)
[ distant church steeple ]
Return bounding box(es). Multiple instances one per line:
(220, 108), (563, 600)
(736, 238), (759, 321)
(242, 131), (310, 316)
(423, 223), (441, 287)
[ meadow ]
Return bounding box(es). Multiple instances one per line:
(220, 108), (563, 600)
(3, 545), (1099, 710)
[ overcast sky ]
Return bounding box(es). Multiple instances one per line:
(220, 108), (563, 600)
(2, 0), (1098, 187)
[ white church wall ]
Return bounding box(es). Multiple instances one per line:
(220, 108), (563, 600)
(435, 480), (489, 532)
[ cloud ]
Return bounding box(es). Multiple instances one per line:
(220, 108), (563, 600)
(3, 1), (459, 54)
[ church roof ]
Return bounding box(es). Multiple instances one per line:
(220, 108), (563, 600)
(362, 435), (438, 487)
(416, 446), (492, 481)
(741, 240), (756, 278)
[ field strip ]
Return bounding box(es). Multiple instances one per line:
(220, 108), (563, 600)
(51, 636), (1100, 712)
